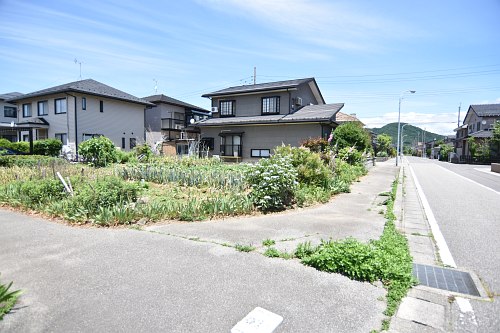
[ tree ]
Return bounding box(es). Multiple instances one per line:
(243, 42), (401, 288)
(375, 134), (393, 156)
(492, 121), (500, 157)
(333, 122), (371, 152)
(78, 136), (117, 167)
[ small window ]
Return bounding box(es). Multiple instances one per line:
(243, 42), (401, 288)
(4, 106), (17, 118)
(22, 134), (29, 142)
(121, 137), (126, 149)
(38, 101), (48, 116)
(100, 100), (103, 113)
(200, 137), (214, 150)
(130, 138), (136, 149)
(82, 97), (86, 110)
(219, 100), (235, 117)
(55, 133), (67, 145)
(477, 121), (481, 131)
(82, 133), (102, 141)
(55, 98), (67, 114)
(251, 149), (271, 158)
(22, 103), (32, 117)
(261, 96), (280, 115)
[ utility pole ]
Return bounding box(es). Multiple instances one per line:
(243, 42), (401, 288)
(457, 103), (461, 128)
(253, 67), (256, 85)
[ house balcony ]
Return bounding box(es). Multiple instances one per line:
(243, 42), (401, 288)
(161, 118), (185, 130)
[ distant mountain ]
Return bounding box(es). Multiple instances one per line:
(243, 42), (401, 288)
(369, 123), (445, 146)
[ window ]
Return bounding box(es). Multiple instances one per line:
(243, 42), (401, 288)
(82, 133), (103, 141)
(200, 137), (214, 150)
(22, 134), (29, 142)
(220, 134), (241, 157)
(55, 98), (67, 114)
(261, 96), (280, 115)
(219, 100), (235, 117)
(477, 121), (481, 131)
(82, 97), (86, 110)
(55, 133), (67, 145)
(130, 138), (136, 149)
(38, 101), (48, 116)
(22, 103), (32, 117)
(251, 149), (271, 158)
(100, 100), (104, 113)
(121, 137), (126, 149)
(4, 106), (17, 118)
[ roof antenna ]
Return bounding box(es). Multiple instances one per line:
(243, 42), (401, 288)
(74, 58), (83, 80)
(153, 79), (158, 93)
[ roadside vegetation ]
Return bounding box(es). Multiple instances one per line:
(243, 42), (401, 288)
(0, 123), (372, 225)
(0, 276), (22, 320)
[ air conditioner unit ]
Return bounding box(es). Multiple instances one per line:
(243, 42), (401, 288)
(295, 97), (303, 106)
(211, 106), (218, 113)
(174, 124), (183, 130)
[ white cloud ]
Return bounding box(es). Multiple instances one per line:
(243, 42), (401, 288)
(198, 0), (406, 51)
(361, 111), (458, 135)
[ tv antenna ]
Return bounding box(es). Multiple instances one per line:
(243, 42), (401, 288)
(153, 79), (158, 93)
(74, 58), (83, 80)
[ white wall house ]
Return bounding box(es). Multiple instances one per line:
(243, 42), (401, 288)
(7, 79), (154, 154)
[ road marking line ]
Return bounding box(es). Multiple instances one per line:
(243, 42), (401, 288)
(436, 165), (500, 195)
(474, 167), (500, 178)
(407, 164), (457, 268)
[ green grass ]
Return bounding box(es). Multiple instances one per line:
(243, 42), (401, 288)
(235, 244), (255, 252)
(0, 277), (22, 321)
(262, 239), (276, 247)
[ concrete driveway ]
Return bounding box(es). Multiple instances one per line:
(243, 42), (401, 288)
(0, 162), (398, 333)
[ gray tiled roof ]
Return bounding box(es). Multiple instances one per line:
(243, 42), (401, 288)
(470, 104), (500, 117)
(202, 78), (315, 97)
(0, 92), (23, 100)
(7, 79), (154, 106)
(196, 103), (343, 126)
(470, 130), (493, 138)
(143, 94), (209, 112)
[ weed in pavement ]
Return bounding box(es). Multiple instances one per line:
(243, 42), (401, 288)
(262, 239), (276, 247)
(0, 276), (22, 320)
(235, 244), (255, 252)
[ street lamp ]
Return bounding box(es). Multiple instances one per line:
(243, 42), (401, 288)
(401, 123), (410, 157)
(396, 90), (416, 166)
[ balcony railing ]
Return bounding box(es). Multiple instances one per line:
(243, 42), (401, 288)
(161, 118), (185, 130)
(220, 144), (242, 157)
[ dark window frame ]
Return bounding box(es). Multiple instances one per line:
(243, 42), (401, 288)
(82, 97), (86, 110)
(129, 138), (136, 149)
(251, 149), (271, 158)
(100, 100), (104, 113)
(22, 103), (32, 117)
(261, 96), (280, 115)
(220, 134), (242, 157)
(55, 133), (67, 145)
(54, 98), (67, 114)
(219, 100), (235, 117)
(121, 137), (126, 149)
(38, 100), (48, 116)
(4, 106), (17, 118)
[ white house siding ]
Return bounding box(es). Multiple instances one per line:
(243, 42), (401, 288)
(14, 93), (145, 151)
(200, 123), (323, 161)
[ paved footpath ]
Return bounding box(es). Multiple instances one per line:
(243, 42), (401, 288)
(0, 162), (398, 333)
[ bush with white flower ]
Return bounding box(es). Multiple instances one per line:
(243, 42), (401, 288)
(245, 155), (298, 211)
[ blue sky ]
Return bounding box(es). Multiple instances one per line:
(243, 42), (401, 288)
(1, 0), (499, 134)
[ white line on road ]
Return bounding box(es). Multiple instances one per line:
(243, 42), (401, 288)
(474, 167), (500, 178)
(436, 165), (500, 195)
(407, 164), (457, 268)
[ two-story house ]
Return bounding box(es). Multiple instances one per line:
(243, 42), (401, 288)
(7, 79), (154, 154)
(455, 103), (500, 159)
(0, 92), (23, 141)
(196, 78), (344, 161)
(143, 94), (210, 156)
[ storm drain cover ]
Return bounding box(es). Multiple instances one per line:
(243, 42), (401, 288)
(413, 263), (480, 296)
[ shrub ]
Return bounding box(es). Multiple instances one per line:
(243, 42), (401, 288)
(10, 141), (29, 153)
(1, 178), (67, 207)
(274, 145), (332, 188)
(333, 122), (371, 152)
(337, 147), (363, 165)
(78, 136), (117, 167)
(245, 155), (298, 211)
(300, 137), (328, 153)
(376, 151), (388, 157)
(33, 139), (63, 156)
(135, 144), (153, 162)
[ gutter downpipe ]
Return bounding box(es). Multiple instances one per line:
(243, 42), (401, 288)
(65, 92), (78, 159)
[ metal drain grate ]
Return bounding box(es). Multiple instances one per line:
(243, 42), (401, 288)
(412, 263), (480, 296)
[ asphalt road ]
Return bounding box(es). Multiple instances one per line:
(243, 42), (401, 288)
(407, 157), (500, 332)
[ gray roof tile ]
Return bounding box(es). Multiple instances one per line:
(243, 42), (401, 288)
(470, 104), (500, 117)
(202, 78), (315, 97)
(0, 92), (23, 100)
(8, 79), (154, 106)
(143, 94), (209, 112)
